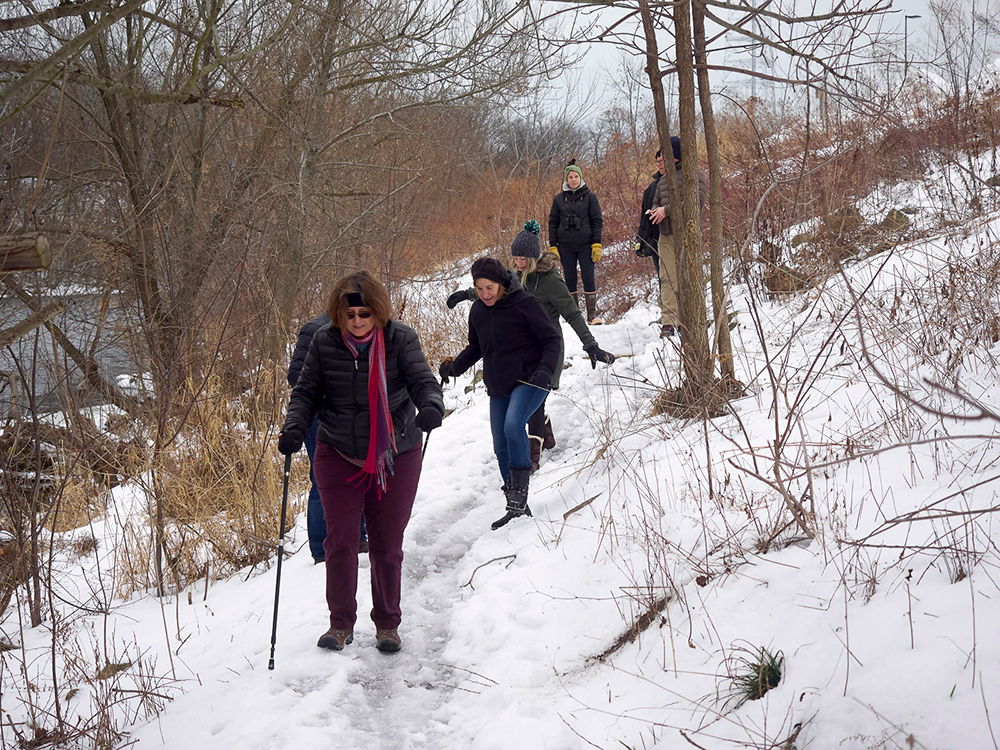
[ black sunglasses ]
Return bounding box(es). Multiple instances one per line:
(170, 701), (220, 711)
(346, 310), (372, 320)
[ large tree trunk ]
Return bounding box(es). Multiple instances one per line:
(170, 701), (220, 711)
(674, 0), (713, 394)
(693, 1), (737, 385)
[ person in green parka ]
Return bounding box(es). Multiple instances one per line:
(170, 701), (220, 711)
(446, 220), (615, 470)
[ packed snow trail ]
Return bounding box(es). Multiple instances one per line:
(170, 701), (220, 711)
(124, 308), (653, 749)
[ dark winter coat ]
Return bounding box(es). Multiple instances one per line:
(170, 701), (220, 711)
(451, 272), (562, 398)
(518, 251), (594, 389)
(652, 166), (708, 236)
(547, 183), (603, 251)
(283, 320), (444, 459)
(287, 312), (331, 387)
(635, 171), (663, 257)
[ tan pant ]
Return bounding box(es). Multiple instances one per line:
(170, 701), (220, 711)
(656, 233), (679, 325)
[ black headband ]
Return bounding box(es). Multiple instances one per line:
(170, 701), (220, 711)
(346, 292), (365, 307)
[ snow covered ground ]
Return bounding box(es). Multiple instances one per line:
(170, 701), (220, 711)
(4, 200), (1000, 749)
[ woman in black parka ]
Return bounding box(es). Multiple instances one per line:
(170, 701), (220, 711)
(439, 257), (561, 530)
(278, 271), (444, 654)
(547, 159), (604, 325)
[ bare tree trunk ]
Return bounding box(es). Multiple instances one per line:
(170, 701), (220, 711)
(693, 1), (736, 385)
(674, 0), (713, 394)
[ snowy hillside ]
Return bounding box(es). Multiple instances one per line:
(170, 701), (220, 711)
(5, 197), (1000, 749)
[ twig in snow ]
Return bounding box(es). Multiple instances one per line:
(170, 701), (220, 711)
(462, 555), (516, 590)
(555, 494), (598, 547)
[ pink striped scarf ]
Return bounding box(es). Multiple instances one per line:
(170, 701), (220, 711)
(342, 327), (396, 497)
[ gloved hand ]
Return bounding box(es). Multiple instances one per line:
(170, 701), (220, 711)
(277, 428), (304, 456)
(591, 243), (602, 262)
(415, 408), (443, 432)
(439, 359), (455, 384)
(548, 246), (560, 260)
(584, 343), (616, 369)
(526, 370), (550, 389)
(446, 288), (474, 309)
(635, 241), (644, 257)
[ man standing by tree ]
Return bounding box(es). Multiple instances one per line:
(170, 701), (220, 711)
(647, 136), (706, 338)
(635, 149), (665, 326)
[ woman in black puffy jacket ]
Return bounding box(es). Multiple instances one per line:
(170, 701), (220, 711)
(547, 159), (604, 325)
(278, 271), (444, 655)
(440, 257), (561, 530)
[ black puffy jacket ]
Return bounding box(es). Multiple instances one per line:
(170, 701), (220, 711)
(287, 312), (330, 387)
(451, 272), (562, 398)
(282, 320), (444, 459)
(547, 184), (603, 250)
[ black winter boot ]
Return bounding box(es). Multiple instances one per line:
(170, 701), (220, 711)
(491, 466), (533, 530)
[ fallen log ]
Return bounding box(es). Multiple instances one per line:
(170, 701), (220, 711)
(0, 233), (52, 274)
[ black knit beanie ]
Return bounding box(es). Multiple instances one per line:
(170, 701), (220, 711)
(470, 257), (507, 285)
(510, 220), (541, 259)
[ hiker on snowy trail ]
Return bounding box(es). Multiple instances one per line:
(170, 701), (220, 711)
(446, 221), (614, 472)
(278, 271), (444, 654)
(288, 311), (368, 562)
(547, 159), (605, 326)
(645, 136), (707, 339)
(439, 256), (561, 530)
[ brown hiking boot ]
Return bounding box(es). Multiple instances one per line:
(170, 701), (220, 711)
(375, 628), (402, 653)
(542, 415), (556, 450)
(317, 628), (353, 651)
(529, 436), (542, 472)
(585, 291), (603, 325)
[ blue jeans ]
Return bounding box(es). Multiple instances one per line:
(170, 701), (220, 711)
(489, 384), (549, 485)
(306, 418), (366, 560)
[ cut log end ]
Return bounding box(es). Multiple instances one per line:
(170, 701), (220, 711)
(1, 233), (53, 274)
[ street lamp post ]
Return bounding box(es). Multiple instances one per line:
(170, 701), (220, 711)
(904, 14), (922, 68)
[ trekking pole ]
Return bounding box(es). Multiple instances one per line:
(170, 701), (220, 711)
(422, 429), (432, 458)
(267, 452), (293, 670)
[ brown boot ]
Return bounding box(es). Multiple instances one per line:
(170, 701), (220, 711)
(375, 628), (402, 653)
(570, 290), (579, 310)
(585, 291), (603, 325)
(317, 628), (354, 651)
(542, 415), (556, 450)
(529, 436), (542, 472)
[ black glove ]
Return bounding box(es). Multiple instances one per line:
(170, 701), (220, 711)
(415, 408), (443, 432)
(446, 288), (475, 309)
(526, 370), (550, 389)
(277, 428), (304, 456)
(585, 343), (616, 369)
(439, 359), (455, 383)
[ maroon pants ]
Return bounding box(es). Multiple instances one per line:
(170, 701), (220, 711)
(314, 442), (421, 631)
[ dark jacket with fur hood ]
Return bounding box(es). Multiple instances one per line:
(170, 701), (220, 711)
(451, 271), (561, 397)
(283, 320), (444, 459)
(518, 251), (595, 389)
